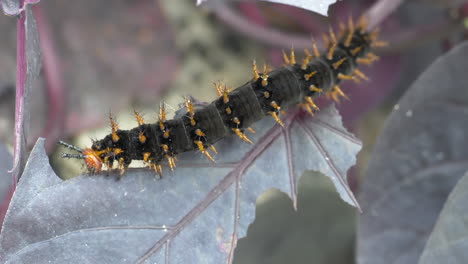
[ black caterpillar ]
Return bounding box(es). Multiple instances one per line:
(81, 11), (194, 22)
(59, 17), (385, 176)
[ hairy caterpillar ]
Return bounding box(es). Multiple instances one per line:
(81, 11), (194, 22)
(59, 17), (385, 177)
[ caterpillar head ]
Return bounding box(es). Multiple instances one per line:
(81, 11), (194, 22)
(59, 140), (103, 173)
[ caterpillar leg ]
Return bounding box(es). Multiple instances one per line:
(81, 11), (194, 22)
(152, 163), (163, 179)
(269, 111), (284, 127)
(117, 157), (127, 179)
(232, 128), (253, 144)
(326, 85), (349, 103)
(194, 140), (215, 162)
(165, 155), (176, 171)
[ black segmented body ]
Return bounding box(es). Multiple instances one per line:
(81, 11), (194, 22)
(90, 29), (373, 169)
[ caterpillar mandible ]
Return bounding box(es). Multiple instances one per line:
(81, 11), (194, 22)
(59, 16), (385, 177)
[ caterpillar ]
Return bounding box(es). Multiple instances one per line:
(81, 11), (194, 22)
(59, 16), (385, 177)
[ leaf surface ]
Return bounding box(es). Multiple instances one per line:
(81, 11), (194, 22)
(0, 144), (12, 203)
(357, 42), (468, 264)
(196, 0), (336, 16)
(1, 105), (360, 263)
(233, 171), (356, 264)
(418, 171), (468, 264)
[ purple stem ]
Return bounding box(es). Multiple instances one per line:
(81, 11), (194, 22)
(364, 0), (404, 30)
(212, 1), (313, 48)
(12, 0), (26, 186)
(238, 2), (267, 26)
(272, 4), (323, 33)
(213, 0), (406, 49)
(33, 5), (66, 153)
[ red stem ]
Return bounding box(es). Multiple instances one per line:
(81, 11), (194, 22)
(213, 2), (313, 48)
(213, 0), (405, 49)
(272, 4), (322, 33)
(12, 0), (26, 185)
(238, 2), (267, 26)
(365, 0), (404, 29)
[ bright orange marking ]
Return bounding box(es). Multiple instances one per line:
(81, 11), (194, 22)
(301, 103), (314, 117)
(184, 97), (196, 126)
(195, 129), (205, 137)
(371, 41), (389, 47)
(159, 104), (166, 122)
(143, 152), (151, 163)
(161, 144), (169, 153)
(139, 132), (146, 143)
(109, 115), (119, 142)
(82, 148), (103, 173)
(133, 110), (145, 126)
(301, 49), (311, 70)
(309, 85), (322, 93)
(165, 155), (176, 170)
(354, 69), (369, 81)
(282, 50), (290, 65)
(194, 140), (215, 162)
(209, 145), (218, 154)
(332, 58), (347, 70)
(356, 58), (373, 65)
(184, 97), (194, 117)
(163, 130), (170, 139)
(338, 73), (356, 81)
(113, 148), (123, 155)
(153, 163), (162, 177)
(261, 64), (268, 87)
(311, 39), (320, 58)
(252, 60), (260, 80)
(214, 81), (223, 96)
(326, 27), (337, 60)
(159, 104), (166, 131)
(269, 111), (284, 127)
(232, 128), (253, 144)
(270, 101), (280, 110)
(289, 48), (296, 65)
(333, 85), (347, 99)
(305, 96), (319, 110)
(304, 71), (317, 81)
(223, 86), (230, 104)
(351, 46), (362, 56)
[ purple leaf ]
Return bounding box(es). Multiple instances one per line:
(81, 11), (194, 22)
(357, 43), (468, 264)
(418, 171), (468, 264)
(0, 105), (360, 263)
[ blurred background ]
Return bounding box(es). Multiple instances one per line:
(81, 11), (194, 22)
(0, 0), (466, 263)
